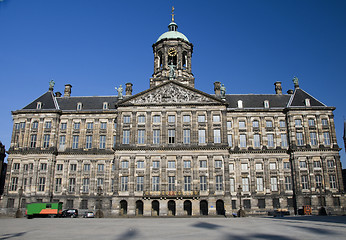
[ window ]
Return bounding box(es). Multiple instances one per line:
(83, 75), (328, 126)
(152, 161), (160, 168)
(36, 102), (42, 109)
(123, 130), (130, 144)
(213, 115), (220, 122)
(32, 121), (38, 129)
(167, 161), (175, 169)
(258, 199), (265, 209)
(270, 177), (278, 191)
(295, 119), (302, 127)
(168, 176), (176, 191)
(183, 115), (190, 123)
(321, 118), (328, 127)
(114, 120), (117, 129)
(97, 178), (103, 187)
(229, 163), (234, 171)
(153, 115), (161, 123)
(55, 178), (62, 192)
(121, 176), (128, 191)
(256, 177), (264, 191)
(100, 122), (107, 129)
(72, 135), (79, 149)
(227, 134), (233, 147)
(313, 161), (321, 168)
(227, 121), (232, 129)
(200, 176), (207, 191)
(198, 129), (206, 144)
(168, 129), (175, 144)
(240, 134), (247, 147)
(253, 134), (260, 148)
(279, 120), (286, 128)
(43, 134), (50, 148)
(73, 122), (80, 130)
(230, 178), (235, 192)
(310, 132), (317, 146)
(7, 198), (15, 208)
(86, 122), (93, 130)
(10, 177), (18, 191)
(200, 160), (207, 168)
(59, 135), (66, 148)
(123, 116), (131, 123)
(296, 132), (304, 146)
(264, 100), (269, 108)
(15, 123), (20, 130)
(215, 175), (223, 191)
(255, 163), (262, 170)
(24, 164), (28, 171)
(301, 175), (309, 190)
(266, 121), (273, 128)
(323, 132), (330, 145)
(137, 161), (144, 169)
(184, 160), (191, 168)
(111, 179), (115, 192)
(61, 123), (67, 130)
(281, 134), (288, 147)
(329, 175), (337, 189)
(97, 164), (104, 172)
(308, 119), (315, 127)
(184, 176), (191, 191)
(136, 176), (144, 191)
(198, 115), (206, 122)
(57, 164), (63, 171)
(81, 199), (88, 209)
(267, 134), (274, 147)
(45, 121), (51, 129)
(30, 134), (37, 148)
(77, 103), (82, 110)
(138, 115), (145, 123)
(103, 102), (108, 110)
(152, 176), (160, 191)
(273, 198), (280, 209)
(237, 100), (243, 108)
(40, 163), (47, 171)
(113, 135), (116, 148)
(70, 164), (77, 171)
(252, 120), (259, 128)
(327, 160), (334, 168)
(241, 163), (248, 171)
(183, 129), (190, 144)
(299, 161), (307, 168)
(20, 122), (26, 129)
(242, 177), (249, 191)
(215, 160), (222, 168)
(269, 162), (276, 170)
(239, 121), (246, 129)
(168, 115), (175, 123)
(285, 176), (292, 190)
(83, 164), (90, 172)
(305, 98), (311, 106)
(214, 129), (221, 143)
(13, 163), (20, 170)
(86, 135), (92, 149)
(153, 129), (160, 144)
(315, 175), (322, 188)
(283, 162), (290, 169)
(137, 130), (145, 144)
(121, 161), (129, 169)
(39, 177), (46, 191)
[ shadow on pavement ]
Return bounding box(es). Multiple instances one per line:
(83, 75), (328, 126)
(274, 216), (346, 224)
(0, 232), (26, 240)
(192, 222), (222, 229)
(222, 233), (295, 240)
(290, 225), (335, 235)
(114, 228), (138, 240)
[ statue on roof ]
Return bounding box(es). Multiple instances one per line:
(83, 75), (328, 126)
(49, 79), (55, 91)
(293, 76), (299, 89)
(115, 85), (123, 100)
(220, 84), (226, 99)
(168, 60), (176, 80)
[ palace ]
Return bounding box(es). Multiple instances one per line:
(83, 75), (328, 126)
(1, 13), (344, 216)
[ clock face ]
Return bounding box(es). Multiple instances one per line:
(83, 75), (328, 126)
(168, 47), (177, 56)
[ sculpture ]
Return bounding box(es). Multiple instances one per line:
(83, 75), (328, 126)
(293, 76), (299, 88)
(115, 85), (123, 99)
(220, 84), (226, 99)
(49, 80), (55, 91)
(168, 60), (176, 80)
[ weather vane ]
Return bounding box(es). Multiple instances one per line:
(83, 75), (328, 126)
(171, 6), (175, 22)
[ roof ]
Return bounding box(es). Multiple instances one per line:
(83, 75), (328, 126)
(56, 96), (119, 110)
(23, 91), (58, 110)
(156, 21), (189, 43)
(225, 94), (291, 109)
(287, 88), (326, 107)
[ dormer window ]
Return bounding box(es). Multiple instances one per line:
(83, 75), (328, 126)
(305, 98), (311, 107)
(103, 102), (108, 110)
(77, 102), (82, 110)
(264, 100), (269, 108)
(237, 100), (243, 108)
(36, 102), (42, 109)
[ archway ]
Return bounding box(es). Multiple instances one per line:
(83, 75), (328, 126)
(184, 200), (192, 216)
(216, 199), (225, 215)
(200, 200), (208, 215)
(152, 200), (160, 216)
(168, 200), (176, 216)
(136, 200), (143, 216)
(120, 200), (127, 216)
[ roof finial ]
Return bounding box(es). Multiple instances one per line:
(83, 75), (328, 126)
(171, 6), (175, 22)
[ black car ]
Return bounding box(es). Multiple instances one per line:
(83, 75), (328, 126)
(62, 209), (78, 218)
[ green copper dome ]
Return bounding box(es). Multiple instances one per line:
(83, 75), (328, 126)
(156, 22), (189, 43)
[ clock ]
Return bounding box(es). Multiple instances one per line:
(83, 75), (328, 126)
(168, 47), (177, 56)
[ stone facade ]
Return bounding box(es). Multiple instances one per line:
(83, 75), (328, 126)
(1, 18), (345, 217)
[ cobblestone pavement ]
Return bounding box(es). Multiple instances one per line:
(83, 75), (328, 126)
(0, 216), (345, 240)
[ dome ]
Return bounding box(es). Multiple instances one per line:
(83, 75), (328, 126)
(156, 21), (189, 43)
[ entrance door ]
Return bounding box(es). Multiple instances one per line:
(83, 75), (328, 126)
(120, 200), (127, 216)
(200, 200), (208, 215)
(136, 200), (143, 216)
(152, 200), (160, 216)
(216, 199), (225, 215)
(184, 200), (192, 216)
(168, 200), (176, 216)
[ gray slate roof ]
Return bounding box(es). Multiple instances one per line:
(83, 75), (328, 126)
(23, 91), (57, 110)
(225, 94), (291, 109)
(56, 96), (119, 110)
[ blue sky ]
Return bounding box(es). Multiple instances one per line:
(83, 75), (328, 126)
(0, 0), (345, 165)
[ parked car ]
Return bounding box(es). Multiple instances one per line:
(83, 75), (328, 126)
(62, 209), (78, 218)
(83, 211), (95, 218)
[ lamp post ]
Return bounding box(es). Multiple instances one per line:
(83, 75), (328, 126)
(237, 185), (245, 217)
(96, 186), (104, 218)
(15, 187), (23, 218)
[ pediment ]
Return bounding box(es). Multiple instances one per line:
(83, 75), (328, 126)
(121, 81), (222, 106)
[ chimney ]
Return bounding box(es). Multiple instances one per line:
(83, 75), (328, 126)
(214, 81), (221, 97)
(274, 81), (282, 95)
(287, 89), (294, 94)
(55, 92), (62, 97)
(64, 84), (72, 97)
(125, 82), (133, 96)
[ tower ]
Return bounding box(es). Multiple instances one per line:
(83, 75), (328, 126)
(150, 7), (194, 88)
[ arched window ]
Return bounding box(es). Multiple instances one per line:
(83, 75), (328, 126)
(182, 51), (187, 69)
